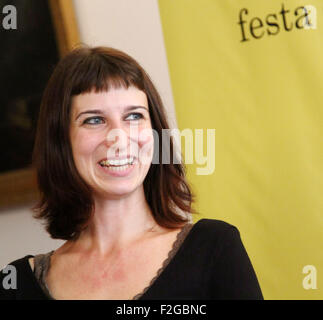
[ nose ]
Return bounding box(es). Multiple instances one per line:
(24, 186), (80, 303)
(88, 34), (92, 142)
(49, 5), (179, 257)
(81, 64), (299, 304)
(104, 119), (130, 158)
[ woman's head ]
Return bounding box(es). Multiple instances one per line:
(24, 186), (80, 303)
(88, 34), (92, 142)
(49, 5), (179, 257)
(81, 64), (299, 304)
(70, 85), (154, 201)
(32, 46), (195, 240)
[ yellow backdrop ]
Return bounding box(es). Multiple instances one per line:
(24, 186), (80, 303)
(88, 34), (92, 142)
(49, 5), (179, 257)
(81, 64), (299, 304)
(159, 0), (323, 299)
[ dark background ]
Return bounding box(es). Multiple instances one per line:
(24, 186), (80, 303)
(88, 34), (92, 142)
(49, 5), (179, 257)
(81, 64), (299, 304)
(0, 0), (59, 173)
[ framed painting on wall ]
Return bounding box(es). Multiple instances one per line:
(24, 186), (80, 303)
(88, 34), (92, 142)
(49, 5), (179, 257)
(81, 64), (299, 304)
(0, 0), (80, 209)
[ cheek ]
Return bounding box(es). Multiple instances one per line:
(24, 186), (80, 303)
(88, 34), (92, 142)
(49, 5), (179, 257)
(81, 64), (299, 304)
(138, 129), (154, 147)
(71, 131), (99, 160)
(137, 129), (154, 165)
(128, 126), (154, 153)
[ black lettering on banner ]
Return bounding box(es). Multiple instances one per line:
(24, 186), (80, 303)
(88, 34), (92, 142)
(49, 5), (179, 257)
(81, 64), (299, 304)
(266, 14), (279, 36)
(295, 6), (308, 29)
(238, 3), (316, 42)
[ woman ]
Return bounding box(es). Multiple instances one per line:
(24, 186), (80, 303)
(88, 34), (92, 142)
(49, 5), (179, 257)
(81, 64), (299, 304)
(0, 46), (263, 300)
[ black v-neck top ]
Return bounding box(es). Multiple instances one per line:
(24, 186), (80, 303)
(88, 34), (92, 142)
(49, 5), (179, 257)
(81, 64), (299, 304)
(0, 219), (263, 300)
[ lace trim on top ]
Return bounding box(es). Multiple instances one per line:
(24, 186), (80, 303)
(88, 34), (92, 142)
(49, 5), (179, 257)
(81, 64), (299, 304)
(33, 223), (193, 300)
(33, 251), (55, 300)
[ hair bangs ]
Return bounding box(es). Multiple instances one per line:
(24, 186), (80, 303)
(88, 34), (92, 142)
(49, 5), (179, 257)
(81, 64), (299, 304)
(70, 53), (144, 96)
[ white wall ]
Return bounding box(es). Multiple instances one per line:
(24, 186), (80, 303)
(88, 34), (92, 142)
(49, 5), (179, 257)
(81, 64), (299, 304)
(0, 0), (175, 267)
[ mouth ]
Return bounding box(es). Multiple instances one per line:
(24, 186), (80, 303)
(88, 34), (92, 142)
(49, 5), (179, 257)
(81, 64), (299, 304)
(98, 156), (135, 171)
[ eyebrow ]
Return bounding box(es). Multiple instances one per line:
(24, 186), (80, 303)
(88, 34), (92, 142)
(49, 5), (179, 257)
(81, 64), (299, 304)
(75, 106), (148, 120)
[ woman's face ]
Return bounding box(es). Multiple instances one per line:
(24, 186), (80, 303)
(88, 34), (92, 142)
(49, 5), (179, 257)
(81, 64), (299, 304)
(69, 85), (154, 199)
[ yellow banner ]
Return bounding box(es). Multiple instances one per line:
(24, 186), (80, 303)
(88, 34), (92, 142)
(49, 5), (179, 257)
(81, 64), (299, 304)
(159, 0), (323, 299)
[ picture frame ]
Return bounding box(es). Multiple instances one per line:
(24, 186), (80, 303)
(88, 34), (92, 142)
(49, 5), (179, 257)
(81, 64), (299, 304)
(0, 0), (80, 209)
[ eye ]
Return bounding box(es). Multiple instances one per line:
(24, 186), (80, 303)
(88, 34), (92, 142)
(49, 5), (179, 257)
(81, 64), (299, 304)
(83, 116), (105, 125)
(125, 113), (143, 121)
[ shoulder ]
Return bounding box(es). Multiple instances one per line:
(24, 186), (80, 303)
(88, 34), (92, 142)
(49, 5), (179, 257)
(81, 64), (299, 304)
(192, 218), (240, 241)
(1, 255), (34, 273)
(194, 218), (237, 230)
(183, 218), (242, 257)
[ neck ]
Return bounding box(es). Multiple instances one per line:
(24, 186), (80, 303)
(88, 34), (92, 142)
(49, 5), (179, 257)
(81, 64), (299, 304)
(69, 187), (161, 256)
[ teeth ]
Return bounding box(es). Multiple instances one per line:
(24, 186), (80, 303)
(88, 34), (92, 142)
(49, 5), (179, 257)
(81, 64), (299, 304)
(100, 157), (134, 167)
(107, 164), (130, 171)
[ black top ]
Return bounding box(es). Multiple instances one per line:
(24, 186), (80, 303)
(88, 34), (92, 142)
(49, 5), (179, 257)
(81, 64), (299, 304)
(0, 219), (263, 300)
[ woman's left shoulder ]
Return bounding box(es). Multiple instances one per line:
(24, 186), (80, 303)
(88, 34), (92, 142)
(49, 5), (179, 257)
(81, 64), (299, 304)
(189, 218), (244, 248)
(193, 218), (239, 235)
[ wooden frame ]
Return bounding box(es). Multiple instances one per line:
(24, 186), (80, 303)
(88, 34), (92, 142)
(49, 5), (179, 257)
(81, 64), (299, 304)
(0, 0), (80, 209)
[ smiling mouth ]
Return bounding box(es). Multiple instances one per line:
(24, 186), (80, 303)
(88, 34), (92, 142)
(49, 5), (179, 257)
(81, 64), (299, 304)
(99, 156), (135, 168)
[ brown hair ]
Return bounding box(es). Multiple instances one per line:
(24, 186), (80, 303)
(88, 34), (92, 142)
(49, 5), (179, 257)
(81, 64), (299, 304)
(32, 46), (196, 240)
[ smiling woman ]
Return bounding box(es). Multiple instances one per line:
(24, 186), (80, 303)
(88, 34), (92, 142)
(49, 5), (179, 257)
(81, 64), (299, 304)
(0, 46), (263, 300)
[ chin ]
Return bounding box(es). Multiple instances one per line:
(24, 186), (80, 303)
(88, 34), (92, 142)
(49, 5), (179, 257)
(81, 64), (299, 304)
(95, 183), (143, 200)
